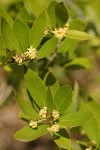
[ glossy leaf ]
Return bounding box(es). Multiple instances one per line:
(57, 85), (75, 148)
(14, 124), (48, 142)
(66, 30), (93, 40)
(13, 19), (29, 53)
(54, 85), (72, 114)
(58, 111), (93, 128)
(1, 18), (21, 52)
(30, 12), (46, 48)
(25, 69), (47, 108)
(55, 2), (68, 27)
(53, 129), (71, 149)
(15, 91), (39, 119)
(47, 1), (57, 27)
(64, 58), (92, 70)
(58, 38), (77, 57)
(37, 38), (58, 59)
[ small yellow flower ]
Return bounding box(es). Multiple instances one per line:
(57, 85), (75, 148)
(13, 54), (25, 64)
(52, 27), (66, 40)
(29, 120), (38, 128)
(51, 110), (60, 121)
(39, 107), (48, 119)
(25, 46), (37, 60)
(47, 125), (60, 133)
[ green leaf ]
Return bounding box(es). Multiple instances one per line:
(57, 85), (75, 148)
(1, 18), (21, 52)
(47, 1), (57, 28)
(1, 50), (15, 65)
(64, 58), (92, 70)
(37, 38), (58, 59)
(19, 112), (30, 121)
(0, 6), (14, 27)
(45, 72), (59, 98)
(25, 69), (47, 108)
(15, 91), (39, 119)
(69, 19), (86, 31)
(0, 36), (6, 56)
(54, 85), (72, 114)
(84, 117), (100, 148)
(30, 12), (46, 48)
(14, 124), (48, 142)
(13, 19), (29, 53)
(58, 38), (77, 57)
(29, 0), (45, 17)
(55, 2), (68, 27)
(58, 111), (94, 128)
(83, 99), (100, 148)
(66, 30), (93, 40)
(46, 88), (53, 114)
(53, 129), (71, 149)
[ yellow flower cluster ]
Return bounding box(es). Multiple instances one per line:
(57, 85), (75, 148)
(29, 120), (38, 128)
(39, 107), (48, 119)
(44, 23), (69, 42)
(29, 107), (60, 133)
(25, 46), (37, 60)
(47, 125), (60, 133)
(51, 110), (60, 121)
(13, 46), (37, 64)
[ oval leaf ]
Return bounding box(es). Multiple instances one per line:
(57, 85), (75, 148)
(55, 2), (68, 27)
(37, 38), (58, 59)
(13, 19), (29, 53)
(47, 1), (57, 28)
(66, 30), (93, 40)
(15, 91), (39, 119)
(1, 18), (21, 52)
(0, 6), (14, 27)
(53, 128), (71, 149)
(25, 69), (47, 108)
(58, 111), (94, 128)
(69, 19), (86, 31)
(30, 12), (46, 48)
(14, 124), (48, 142)
(54, 85), (72, 114)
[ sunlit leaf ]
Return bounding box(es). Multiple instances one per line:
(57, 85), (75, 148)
(66, 30), (93, 40)
(58, 111), (94, 127)
(37, 38), (58, 59)
(15, 91), (39, 119)
(0, 6), (14, 27)
(53, 129), (71, 149)
(25, 69), (47, 108)
(47, 1), (57, 27)
(54, 85), (72, 114)
(30, 12), (46, 48)
(14, 124), (48, 142)
(1, 18), (21, 52)
(13, 19), (29, 53)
